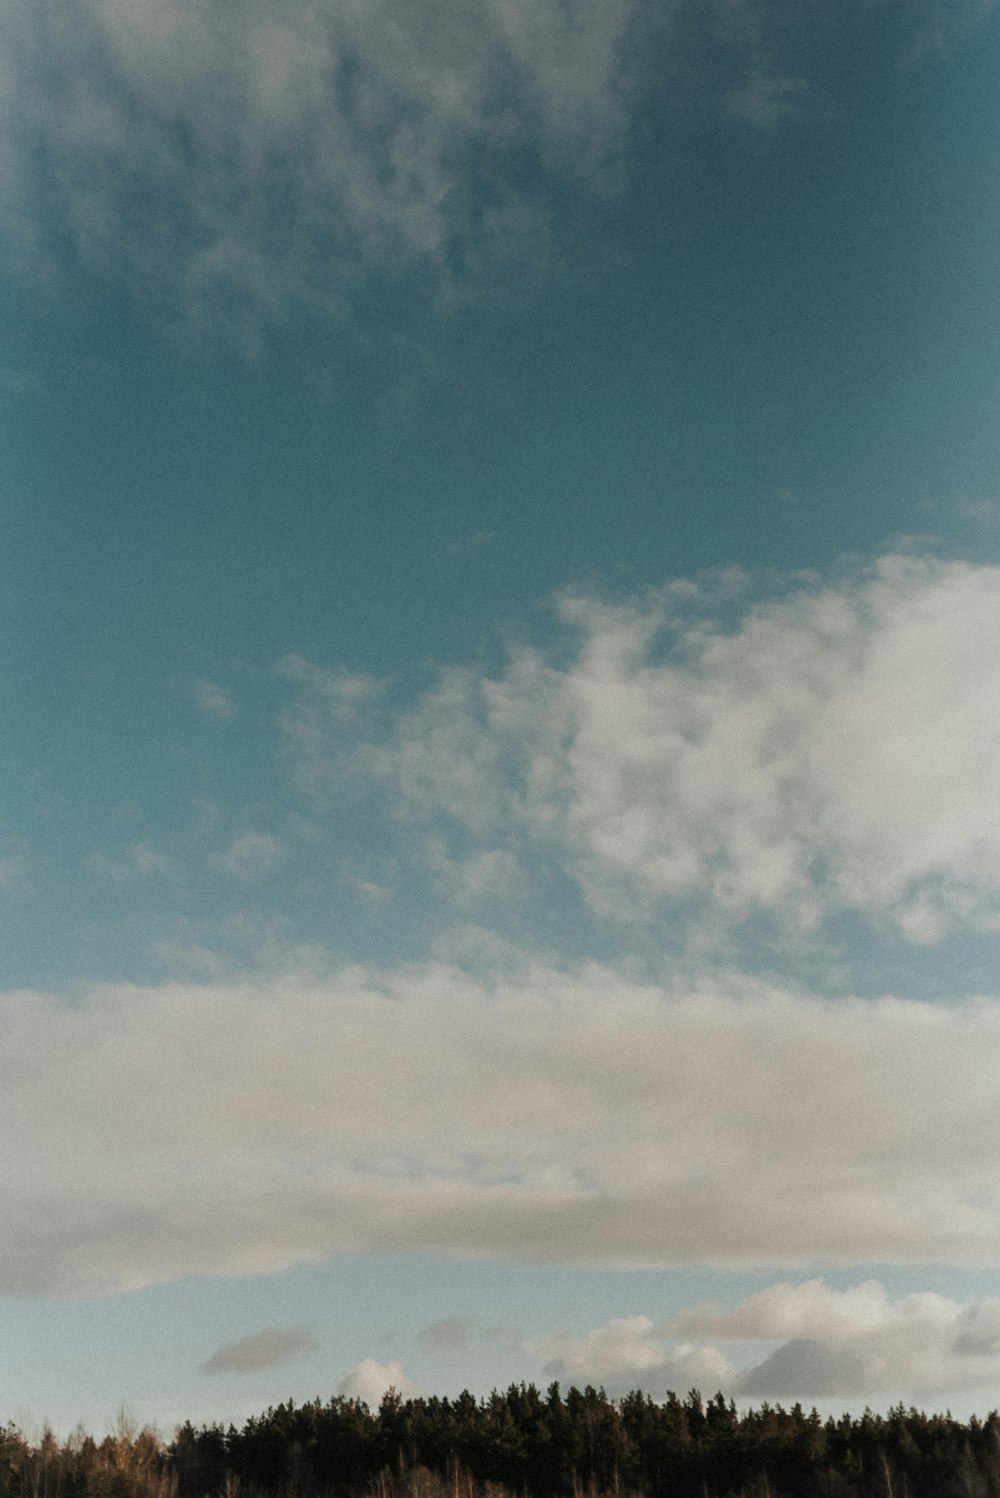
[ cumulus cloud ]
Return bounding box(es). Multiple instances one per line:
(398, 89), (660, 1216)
(4, 963), (1000, 1296)
(284, 555), (1000, 947)
(533, 1282), (1000, 1401)
(338, 1360), (418, 1407)
(200, 1326), (318, 1375)
(689, 1280), (1000, 1399)
(534, 1316), (734, 1395)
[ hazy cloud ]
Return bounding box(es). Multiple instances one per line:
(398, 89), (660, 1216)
(0, 0), (643, 332)
(177, 675), (237, 722)
(0, 846), (27, 888)
(200, 1326), (318, 1375)
(419, 1316), (472, 1353)
(86, 842), (177, 884)
(0, 0), (914, 336)
(217, 831), (287, 881)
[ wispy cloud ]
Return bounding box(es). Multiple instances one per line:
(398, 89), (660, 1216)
(0, 0), (913, 340)
(0, 0), (642, 336)
(200, 1326), (318, 1375)
(86, 842), (178, 884)
(217, 831), (287, 881)
(175, 675), (237, 722)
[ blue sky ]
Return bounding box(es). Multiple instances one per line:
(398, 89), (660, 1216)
(4, 0), (1000, 1438)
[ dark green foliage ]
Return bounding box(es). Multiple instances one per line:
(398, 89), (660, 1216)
(5, 1391), (1000, 1498)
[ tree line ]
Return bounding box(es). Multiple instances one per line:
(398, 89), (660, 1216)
(4, 1384), (1000, 1498)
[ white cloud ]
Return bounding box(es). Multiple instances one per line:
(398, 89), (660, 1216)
(535, 1315), (667, 1380)
(682, 1280), (1000, 1399)
(337, 1359), (418, 1407)
(534, 1315), (733, 1394)
(284, 556), (1000, 946)
(5, 963), (1000, 1296)
(535, 1315), (734, 1396)
(530, 1282), (1000, 1401)
(200, 1326), (317, 1375)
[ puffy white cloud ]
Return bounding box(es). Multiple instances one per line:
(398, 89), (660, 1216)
(534, 1316), (734, 1395)
(5, 963), (1000, 1296)
(682, 1280), (1000, 1399)
(286, 556), (1000, 945)
(526, 1320), (695, 1398)
(200, 1326), (318, 1375)
(533, 1282), (1000, 1401)
(535, 1316), (667, 1380)
(337, 1360), (417, 1408)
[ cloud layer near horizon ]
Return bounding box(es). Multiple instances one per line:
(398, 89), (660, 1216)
(538, 1280), (1000, 1400)
(9, 552), (1000, 1414)
(4, 965), (1000, 1298)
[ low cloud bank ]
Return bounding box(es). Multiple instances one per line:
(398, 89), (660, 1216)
(4, 965), (1000, 1295)
(542, 1281), (1000, 1400)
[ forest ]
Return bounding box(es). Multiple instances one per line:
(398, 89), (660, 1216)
(3, 1383), (1000, 1498)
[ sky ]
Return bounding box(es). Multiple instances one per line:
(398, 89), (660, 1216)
(4, 0), (1000, 1439)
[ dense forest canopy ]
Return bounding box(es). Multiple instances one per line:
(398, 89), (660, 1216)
(6, 1384), (1000, 1498)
